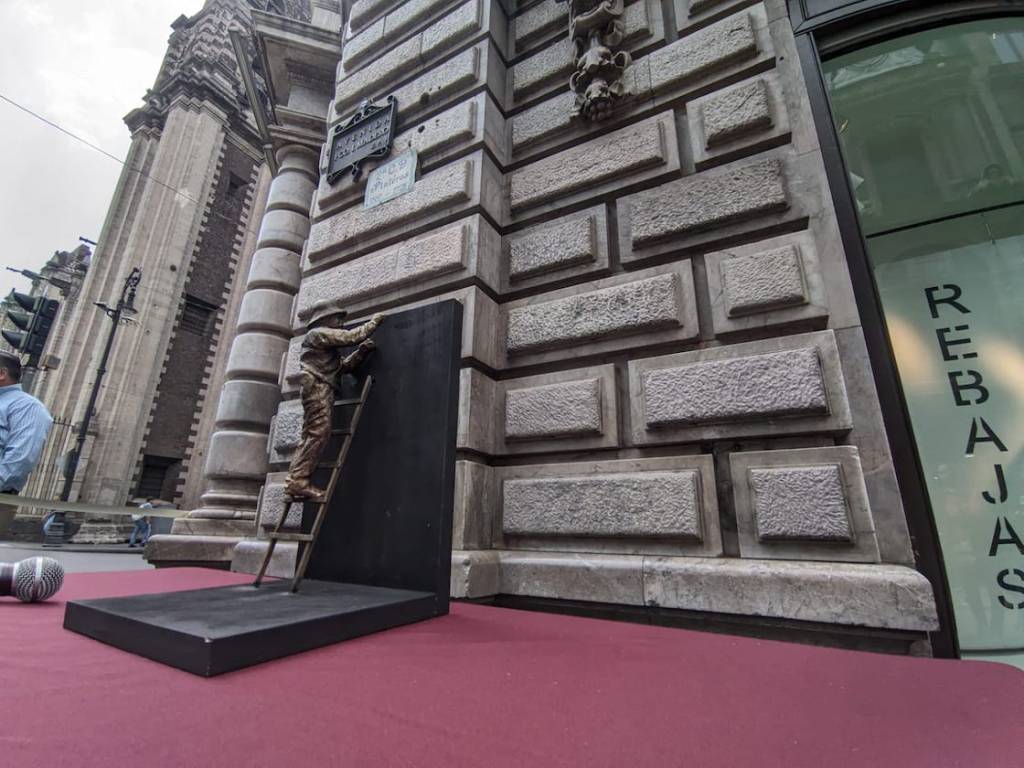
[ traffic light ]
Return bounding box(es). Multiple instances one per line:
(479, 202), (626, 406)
(2, 292), (59, 359)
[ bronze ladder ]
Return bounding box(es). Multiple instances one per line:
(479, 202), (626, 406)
(253, 376), (373, 592)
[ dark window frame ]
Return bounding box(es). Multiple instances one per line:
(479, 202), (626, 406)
(790, 0), (1024, 658)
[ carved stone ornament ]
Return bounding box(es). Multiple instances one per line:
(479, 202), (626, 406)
(557, 0), (632, 121)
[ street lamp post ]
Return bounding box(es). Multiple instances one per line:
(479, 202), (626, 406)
(43, 268), (141, 547)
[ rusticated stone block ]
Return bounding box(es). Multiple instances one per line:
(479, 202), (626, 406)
(620, 157), (788, 253)
(506, 206), (605, 286)
(721, 244), (806, 317)
(510, 112), (677, 212)
(421, 0), (484, 60)
(702, 78), (771, 146)
(502, 263), (698, 366)
(688, 73), (789, 169)
(647, 10), (759, 95)
(308, 152), (501, 264)
(643, 558), (937, 630)
(729, 446), (880, 562)
(641, 347), (828, 427)
(507, 272), (682, 356)
(270, 399), (303, 459)
(505, 377), (603, 440)
(751, 465), (852, 541)
(498, 365), (619, 454)
(504, 472), (703, 538)
(350, 0), (402, 33)
(498, 456), (721, 555)
(390, 44), (486, 124)
(511, 91), (575, 153)
(705, 231), (829, 336)
(512, 37), (573, 99)
(337, 1), (497, 110)
(342, 17), (385, 69)
(257, 475), (303, 529)
(513, 0), (566, 53)
(628, 331), (852, 443)
(336, 36), (422, 111)
(298, 217), (499, 317)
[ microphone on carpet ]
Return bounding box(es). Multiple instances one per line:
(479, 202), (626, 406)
(0, 557), (65, 602)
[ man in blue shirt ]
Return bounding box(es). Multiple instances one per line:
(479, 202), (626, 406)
(0, 353), (53, 537)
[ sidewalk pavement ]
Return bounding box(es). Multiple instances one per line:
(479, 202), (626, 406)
(0, 541), (153, 572)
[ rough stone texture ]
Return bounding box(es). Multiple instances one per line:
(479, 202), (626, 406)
(514, 0), (566, 52)
(511, 91), (575, 152)
(337, 1), (493, 110)
(336, 35), (422, 110)
(701, 77), (772, 146)
(750, 465), (852, 541)
(622, 158), (788, 249)
(343, 16), (385, 69)
(510, 113), (672, 211)
(270, 399), (304, 460)
(721, 244), (807, 317)
(299, 221), (469, 314)
(421, 0), (483, 60)
(497, 456), (721, 555)
(512, 37), (573, 99)
(730, 446), (880, 562)
(495, 365), (619, 454)
(705, 231), (829, 337)
(508, 212), (597, 282)
(640, 347), (828, 427)
(643, 558), (937, 631)
(646, 10), (759, 95)
(388, 44), (486, 125)
(257, 476), (304, 529)
(307, 157), (475, 261)
(350, 0), (403, 33)
(505, 378), (603, 440)
(231, 539), (296, 579)
(506, 272), (682, 355)
(504, 471), (704, 538)
(385, 0), (454, 41)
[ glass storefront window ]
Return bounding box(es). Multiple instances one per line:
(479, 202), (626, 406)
(824, 18), (1024, 666)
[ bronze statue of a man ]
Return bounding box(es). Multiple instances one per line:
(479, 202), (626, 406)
(285, 304), (384, 500)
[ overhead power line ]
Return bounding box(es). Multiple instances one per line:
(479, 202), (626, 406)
(0, 91), (258, 227)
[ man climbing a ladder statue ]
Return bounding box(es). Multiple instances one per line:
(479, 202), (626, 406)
(285, 303), (384, 501)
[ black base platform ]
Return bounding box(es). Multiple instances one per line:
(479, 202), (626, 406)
(64, 581), (440, 676)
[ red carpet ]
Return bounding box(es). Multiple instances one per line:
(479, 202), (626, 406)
(2, 568), (1022, 767)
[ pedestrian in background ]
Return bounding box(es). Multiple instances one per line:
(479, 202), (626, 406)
(0, 352), (52, 537)
(130, 497), (153, 547)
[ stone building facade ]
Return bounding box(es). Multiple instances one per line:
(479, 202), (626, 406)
(35, 0), (330, 525)
(157, 0), (1024, 661)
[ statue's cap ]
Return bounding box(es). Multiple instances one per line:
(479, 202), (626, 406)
(300, 300), (348, 327)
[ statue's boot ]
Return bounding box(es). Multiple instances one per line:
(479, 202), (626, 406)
(285, 478), (327, 502)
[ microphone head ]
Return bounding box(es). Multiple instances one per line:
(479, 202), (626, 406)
(12, 557), (65, 602)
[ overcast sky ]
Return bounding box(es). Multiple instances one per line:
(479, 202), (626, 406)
(0, 0), (204, 300)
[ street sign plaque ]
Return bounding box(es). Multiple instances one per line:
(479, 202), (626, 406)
(326, 96), (397, 185)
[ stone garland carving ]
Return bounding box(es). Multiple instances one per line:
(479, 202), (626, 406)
(557, 0), (632, 121)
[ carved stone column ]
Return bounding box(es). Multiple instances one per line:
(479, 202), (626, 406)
(149, 143), (317, 557)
